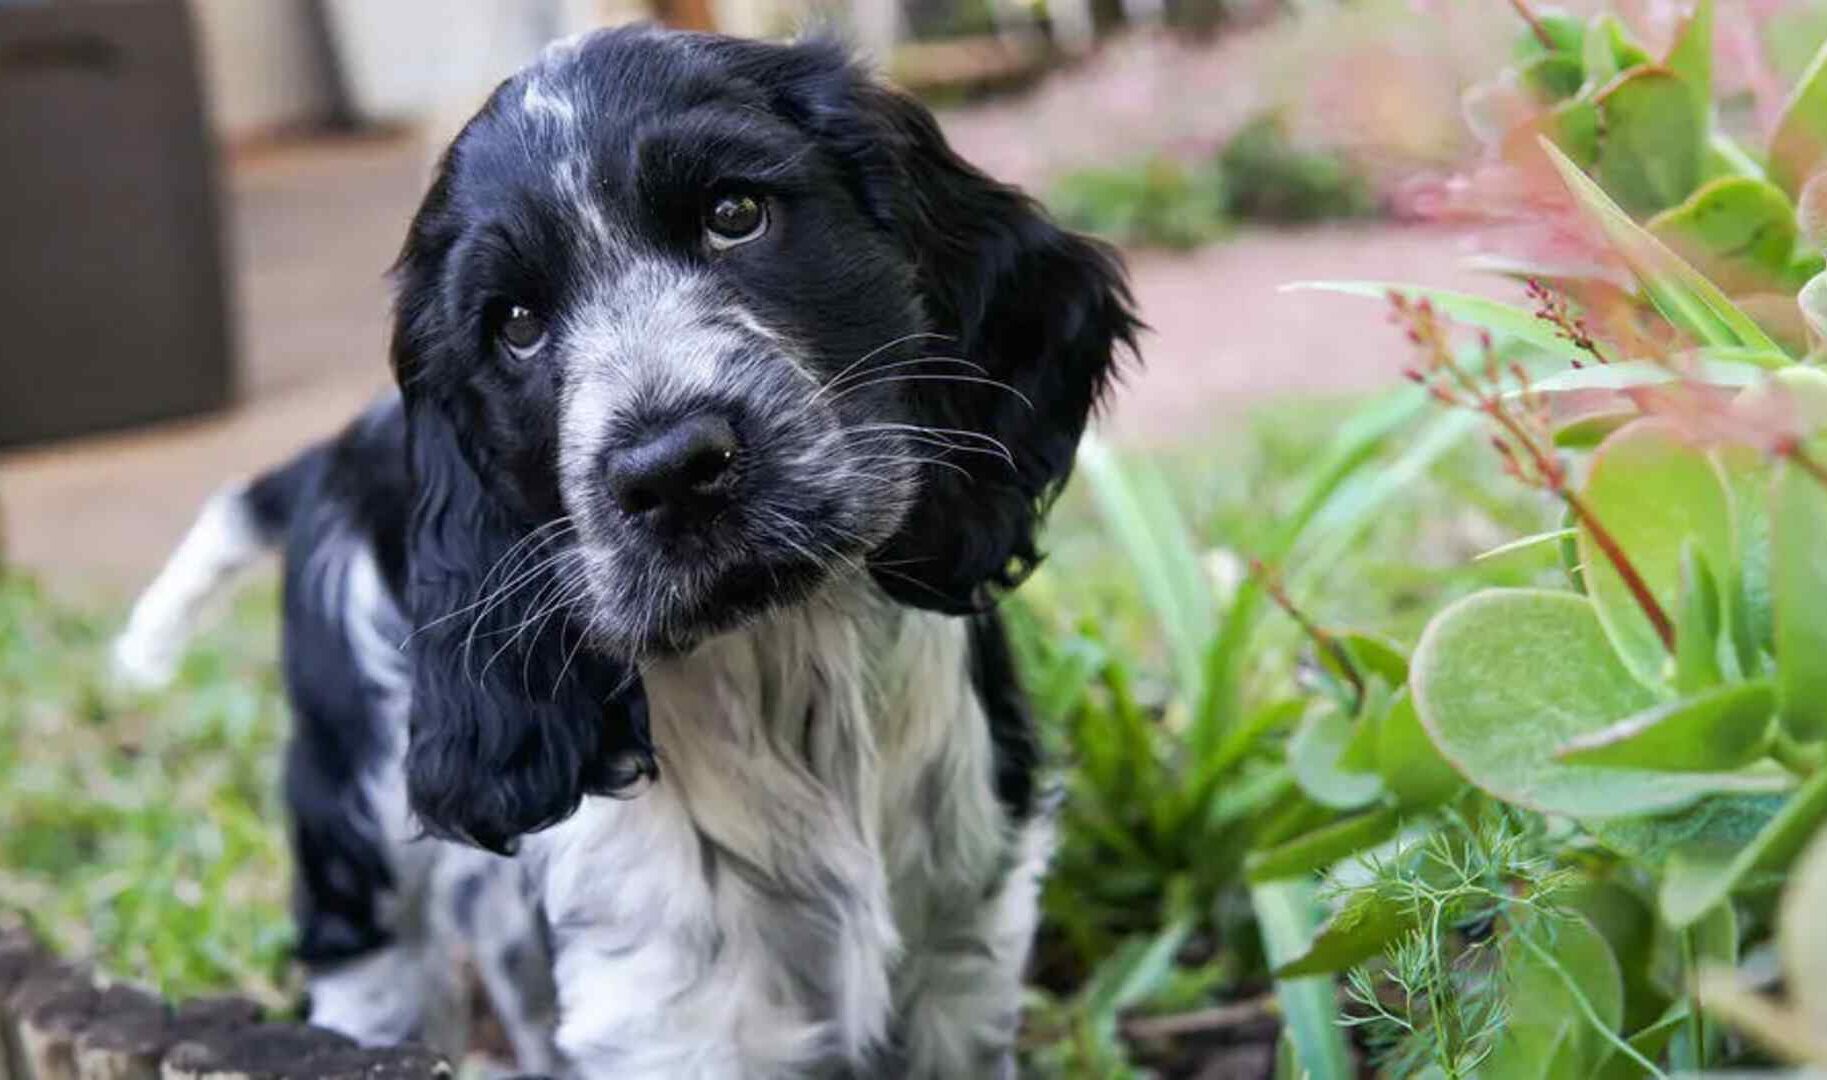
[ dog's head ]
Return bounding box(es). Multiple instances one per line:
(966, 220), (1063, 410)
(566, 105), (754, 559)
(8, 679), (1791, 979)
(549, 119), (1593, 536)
(395, 27), (1137, 852)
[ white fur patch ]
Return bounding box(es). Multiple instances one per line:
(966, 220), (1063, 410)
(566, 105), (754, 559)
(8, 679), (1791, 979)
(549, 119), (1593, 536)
(530, 580), (1034, 1078)
(113, 484), (270, 690)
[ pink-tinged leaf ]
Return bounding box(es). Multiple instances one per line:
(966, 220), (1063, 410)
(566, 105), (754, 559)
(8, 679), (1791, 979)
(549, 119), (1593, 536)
(1769, 38), (1827, 200)
(1541, 138), (1790, 355)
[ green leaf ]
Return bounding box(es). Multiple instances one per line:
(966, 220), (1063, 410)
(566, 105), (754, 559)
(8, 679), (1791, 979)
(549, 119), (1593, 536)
(1564, 879), (1670, 1033)
(1514, 12), (1587, 60)
(1093, 920), (1194, 1015)
(1523, 53), (1586, 103)
(1581, 15), (1625, 93)
(1578, 418), (1735, 686)
(1245, 806), (1401, 882)
(1490, 913), (1627, 1080)
(1542, 139), (1789, 354)
(1252, 879), (1354, 1080)
(1715, 442), (1774, 670)
(1288, 703), (1383, 810)
(1647, 178), (1801, 290)
(1772, 455), (1827, 741)
(1674, 541), (1726, 693)
(1544, 98), (1602, 170)
(1273, 887), (1410, 978)
(1780, 826), (1827, 1029)
(1378, 689), (1464, 809)
(1602, 16), (1653, 72)
(1321, 630), (1409, 689)
(1412, 589), (1780, 817)
(1078, 437), (1215, 706)
(1587, 792), (1786, 868)
(1476, 527), (1576, 564)
(1555, 680), (1774, 771)
(1528, 356), (1779, 397)
(1595, 67), (1704, 218)
(1282, 281), (1596, 366)
(1555, 411), (1638, 450)
(1661, 766), (1827, 926)
(1769, 36), (1827, 199)
(1664, 0), (1714, 123)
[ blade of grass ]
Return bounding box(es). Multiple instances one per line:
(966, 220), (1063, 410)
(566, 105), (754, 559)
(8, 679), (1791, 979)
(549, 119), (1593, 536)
(1078, 436), (1217, 705)
(1253, 878), (1354, 1080)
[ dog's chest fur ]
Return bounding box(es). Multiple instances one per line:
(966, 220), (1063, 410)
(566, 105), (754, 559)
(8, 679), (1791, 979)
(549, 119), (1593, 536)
(531, 580), (1035, 1076)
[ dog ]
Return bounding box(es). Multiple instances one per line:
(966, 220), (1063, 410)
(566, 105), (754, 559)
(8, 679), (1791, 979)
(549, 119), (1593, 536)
(114, 25), (1137, 1078)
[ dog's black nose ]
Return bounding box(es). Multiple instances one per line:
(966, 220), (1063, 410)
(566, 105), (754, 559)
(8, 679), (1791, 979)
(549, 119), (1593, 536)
(607, 414), (738, 527)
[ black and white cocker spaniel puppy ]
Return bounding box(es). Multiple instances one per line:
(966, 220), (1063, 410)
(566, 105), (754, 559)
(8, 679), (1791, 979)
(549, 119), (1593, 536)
(114, 25), (1136, 1079)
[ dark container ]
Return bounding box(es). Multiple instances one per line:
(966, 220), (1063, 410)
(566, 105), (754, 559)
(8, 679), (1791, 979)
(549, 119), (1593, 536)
(0, 0), (233, 449)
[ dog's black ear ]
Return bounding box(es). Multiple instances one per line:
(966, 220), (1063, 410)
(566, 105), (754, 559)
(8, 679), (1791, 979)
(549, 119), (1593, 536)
(836, 80), (1140, 612)
(399, 403), (652, 855)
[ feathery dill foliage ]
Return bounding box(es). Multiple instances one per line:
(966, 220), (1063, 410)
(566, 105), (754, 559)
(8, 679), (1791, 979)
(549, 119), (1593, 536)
(1341, 809), (1571, 1078)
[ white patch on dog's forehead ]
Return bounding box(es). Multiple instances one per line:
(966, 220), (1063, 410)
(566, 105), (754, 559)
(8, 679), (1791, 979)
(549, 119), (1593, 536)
(517, 42), (612, 251)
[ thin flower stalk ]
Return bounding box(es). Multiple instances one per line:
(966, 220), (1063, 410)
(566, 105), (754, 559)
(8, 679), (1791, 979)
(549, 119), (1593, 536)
(1391, 291), (1676, 653)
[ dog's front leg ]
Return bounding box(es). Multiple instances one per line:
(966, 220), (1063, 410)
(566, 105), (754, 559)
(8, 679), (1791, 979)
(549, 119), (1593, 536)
(535, 796), (827, 1080)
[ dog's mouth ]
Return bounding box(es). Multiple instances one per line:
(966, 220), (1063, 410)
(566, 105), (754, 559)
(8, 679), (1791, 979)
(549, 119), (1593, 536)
(577, 532), (852, 657)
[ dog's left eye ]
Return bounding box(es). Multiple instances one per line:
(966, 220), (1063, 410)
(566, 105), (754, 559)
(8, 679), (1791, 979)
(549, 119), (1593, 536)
(704, 192), (767, 250)
(499, 305), (548, 357)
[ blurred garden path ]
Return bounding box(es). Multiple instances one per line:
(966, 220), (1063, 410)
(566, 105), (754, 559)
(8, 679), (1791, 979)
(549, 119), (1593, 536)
(0, 115), (1508, 592)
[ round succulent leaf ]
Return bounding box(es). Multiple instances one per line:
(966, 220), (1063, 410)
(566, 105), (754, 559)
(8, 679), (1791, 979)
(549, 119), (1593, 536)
(1586, 792), (1786, 868)
(1496, 912), (1626, 1078)
(1578, 417), (1735, 687)
(1595, 68), (1704, 218)
(1412, 589), (1772, 817)
(1661, 767), (1827, 927)
(1772, 455), (1827, 741)
(1288, 703), (1383, 810)
(1646, 178), (1800, 292)
(1562, 879), (1669, 1032)
(1780, 825), (1827, 1029)
(1377, 690), (1464, 809)
(1554, 679), (1775, 772)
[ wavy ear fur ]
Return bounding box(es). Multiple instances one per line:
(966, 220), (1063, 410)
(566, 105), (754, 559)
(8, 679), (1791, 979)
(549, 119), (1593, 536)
(783, 68), (1136, 613)
(400, 404), (651, 854)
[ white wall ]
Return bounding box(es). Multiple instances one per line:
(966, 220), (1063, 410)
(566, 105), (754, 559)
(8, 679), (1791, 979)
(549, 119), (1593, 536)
(187, 0), (334, 140)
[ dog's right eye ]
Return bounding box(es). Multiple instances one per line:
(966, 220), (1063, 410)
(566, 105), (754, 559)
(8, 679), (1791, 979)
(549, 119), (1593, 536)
(499, 305), (548, 358)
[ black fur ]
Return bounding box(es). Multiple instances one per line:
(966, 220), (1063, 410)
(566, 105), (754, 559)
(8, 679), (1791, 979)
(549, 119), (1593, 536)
(271, 405), (411, 965)
(397, 403), (652, 855)
(968, 612), (1040, 820)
